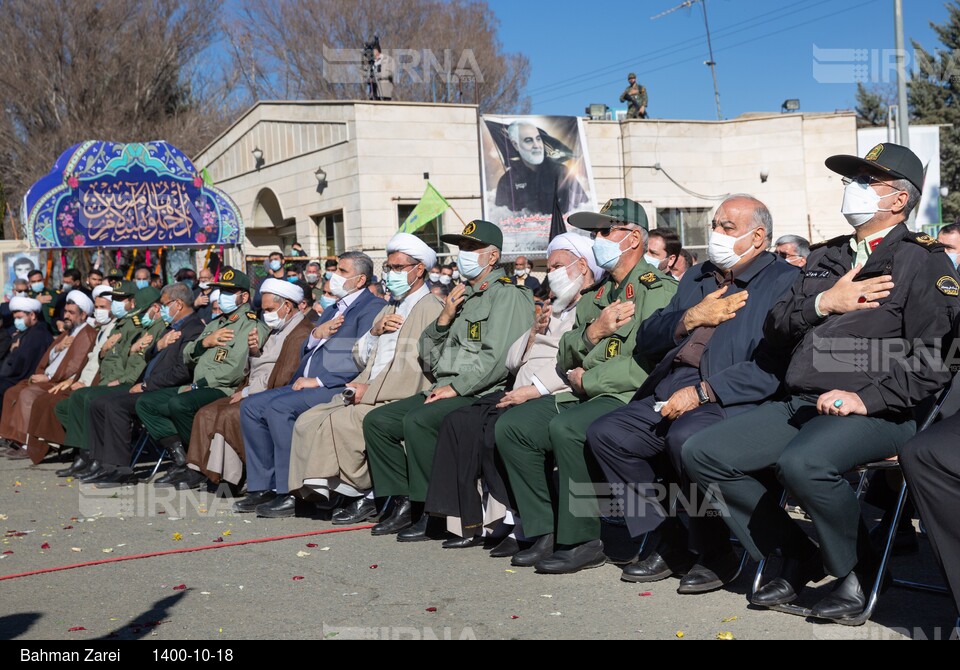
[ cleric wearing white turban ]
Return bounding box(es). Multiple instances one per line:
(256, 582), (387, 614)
(92, 285), (114, 301)
(260, 277), (305, 304)
(547, 232), (604, 282)
(66, 290), (93, 316)
(386, 232), (438, 272)
(9, 296), (43, 314)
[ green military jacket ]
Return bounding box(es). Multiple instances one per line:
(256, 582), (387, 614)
(98, 309), (146, 384)
(30, 288), (58, 329)
(620, 83), (648, 110)
(557, 259), (676, 403)
(185, 303), (270, 394)
(112, 314), (166, 385)
(419, 268), (534, 397)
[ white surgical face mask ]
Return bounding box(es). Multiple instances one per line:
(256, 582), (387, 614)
(947, 252), (959, 269)
(94, 308), (112, 325)
(438, 275), (452, 286)
(548, 261), (585, 311)
(429, 272), (441, 283)
(451, 271), (460, 281)
(457, 250), (488, 279)
(304, 273), (319, 285)
(514, 267), (529, 277)
(263, 305), (287, 330)
(840, 180), (902, 228)
(708, 229), (757, 270)
(643, 254), (662, 269)
(328, 272), (358, 299)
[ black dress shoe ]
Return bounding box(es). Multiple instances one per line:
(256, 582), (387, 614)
(154, 466), (188, 486)
(489, 536), (521, 558)
(621, 549), (697, 583)
(512, 533), (555, 567)
(809, 571), (867, 622)
(5, 446), (30, 460)
(256, 494), (297, 518)
(56, 452), (91, 477)
(677, 550), (741, 594)
(162, 439), (187, 468)
(233, 491), (277, 513)
(371, 496), (413, 536)
(95, 470), (140, 488)
(331, 497), (378, 525)
(534, 539), (606, 574)
(173, 469), (208, 491)
(751, 552), (826, 607)
(442, 535), (484, 549)
(78, 461), (106, 482)
(82, 466), (116, 484)
(397, 515), (444, 542)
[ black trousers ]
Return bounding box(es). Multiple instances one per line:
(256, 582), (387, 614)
(88, 391), (143, 470)
(899, 413), (960, 615)
(424, 391), (518, 537)
(587, 366), (732, 555)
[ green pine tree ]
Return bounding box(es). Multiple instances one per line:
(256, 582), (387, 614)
(855, 82), (889, 127)
(909, 1), (960, 223)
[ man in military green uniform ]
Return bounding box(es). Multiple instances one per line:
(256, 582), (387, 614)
(364, 220), (535, 539)
(620, 73), (648, 119)
(56, 284), (165, 478)
(27, 269), (58, 332)
(135, 268), (270, 465)
(495, 198), (676, 574)
(303, 260), (325, 304)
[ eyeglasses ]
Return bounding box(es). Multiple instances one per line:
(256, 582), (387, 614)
(589, 226), (636, 240)
(841, 175), (891, 188)
(382, 262), (418, 273)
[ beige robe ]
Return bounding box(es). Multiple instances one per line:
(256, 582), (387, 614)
(288, 293), (444, 493)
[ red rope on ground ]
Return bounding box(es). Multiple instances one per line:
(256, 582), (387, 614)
(0, 524), (374, 582)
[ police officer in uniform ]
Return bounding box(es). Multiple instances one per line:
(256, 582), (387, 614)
(620, 73), (648, 119)
(683, 143), (959, 622)
(364, 220), (535, 538)
(495, 198), (677, 573)
(135, 268), (269, 465)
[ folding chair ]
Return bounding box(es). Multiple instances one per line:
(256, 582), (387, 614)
(751, 380), (956, 626)
(128, 429), (169, 480)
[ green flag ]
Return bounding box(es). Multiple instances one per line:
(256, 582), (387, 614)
(402, 183), (450, 233)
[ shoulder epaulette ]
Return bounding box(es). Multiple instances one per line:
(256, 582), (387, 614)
(809, 234), (852, 251)
(903, 231), (944, 251)
(246, 310), (258, 320)
(638, 271), (662, 289)
(132, 315), (141, 327)
(497, 276), (513, 285)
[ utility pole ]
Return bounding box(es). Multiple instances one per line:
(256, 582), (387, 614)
(894, 0), (910, 148)
(653, 0), (722, 120)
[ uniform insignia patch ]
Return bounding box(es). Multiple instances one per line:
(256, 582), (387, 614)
(132, 315), (141, 327)
(868, 237), (885, 251)
(638, 272), (660, 288)
(498, 276), (513, 284)
(805, 270), (831, 278)
(915, 234), (936, 246)
(625, 283), (635, 300)
(229, 313), (239, 322)
(222, 269), (235, 282)
(479, 282), (489, 291)
(468, 321), (482, 342)
(605, 338), (622, 360)
(600, 200), (612, 214)
(937, 275), (960, 297)
(463, 221), (477, 235)
(246, 311), (258, 320)
(595, 286), (605, 300)
(865, 144), (884, 161)
(214, 347), (228, 362)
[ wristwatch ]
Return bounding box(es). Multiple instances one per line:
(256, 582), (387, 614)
(696, 382), (710, 406)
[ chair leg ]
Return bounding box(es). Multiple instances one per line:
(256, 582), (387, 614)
(128, 431), (150, 468)
(149, 449), (168, 479)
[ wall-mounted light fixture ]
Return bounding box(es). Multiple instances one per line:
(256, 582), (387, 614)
(252, 147), (265, 171)
(315, 166), (328, 195)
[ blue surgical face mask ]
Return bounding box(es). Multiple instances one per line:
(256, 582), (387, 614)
(319, 295), (336, 310)
(457, 250), (488, 279)
(286, 276), (298, 283)
(218, 291), (239, 314)
(269, 260), (283, 272)
(31, 282), (44, 293)
(385, 269), (413, 300)
(324, 271), (333, 280)
(136, 279), (150, 290)
(140, 310), (155, 328)
(13, 318), (27, 332)
(160, 304), (174, 325)
(111, 301), (128, 319)
(592, 234), (631, 271)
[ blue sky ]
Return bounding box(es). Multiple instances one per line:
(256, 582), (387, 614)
(487, 0), (952, 118)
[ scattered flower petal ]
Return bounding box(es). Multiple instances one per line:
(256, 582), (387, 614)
(201, 592), (211, 596)
(14, 481), (21, 487)
(306, 543), (318, 548)
(425, 607), (437, 613)
(172, 532), (182, 541)
(510, 615), (520, 620)
(319, 547), (330, 551)
(292, 576), (305, 581)
(68, 627), (86, 632)
(101, 548), (114, 554)
(639, 591), (653, 597)
(540, 595), (553, 598)
(212, 537), (224, 543)
(63, 526), (73, 530)
(296, 551), (311, 558)
(549, 612), (562, 616)
(71, 547), (82, 552)
(369, 564), (378, 569)
(65, 478), (74, 484)
(173, 584), (186, 591)
(0, 514), (7, 520)
(716, 632), (735, 641)
(40, 542), (50, 549)
(721, 615), (738, 623)
(2, 550), (12, 555)
(676, 631), (685, 638)
(222, 530), (231, 536)
(505, 569), (516, 574)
